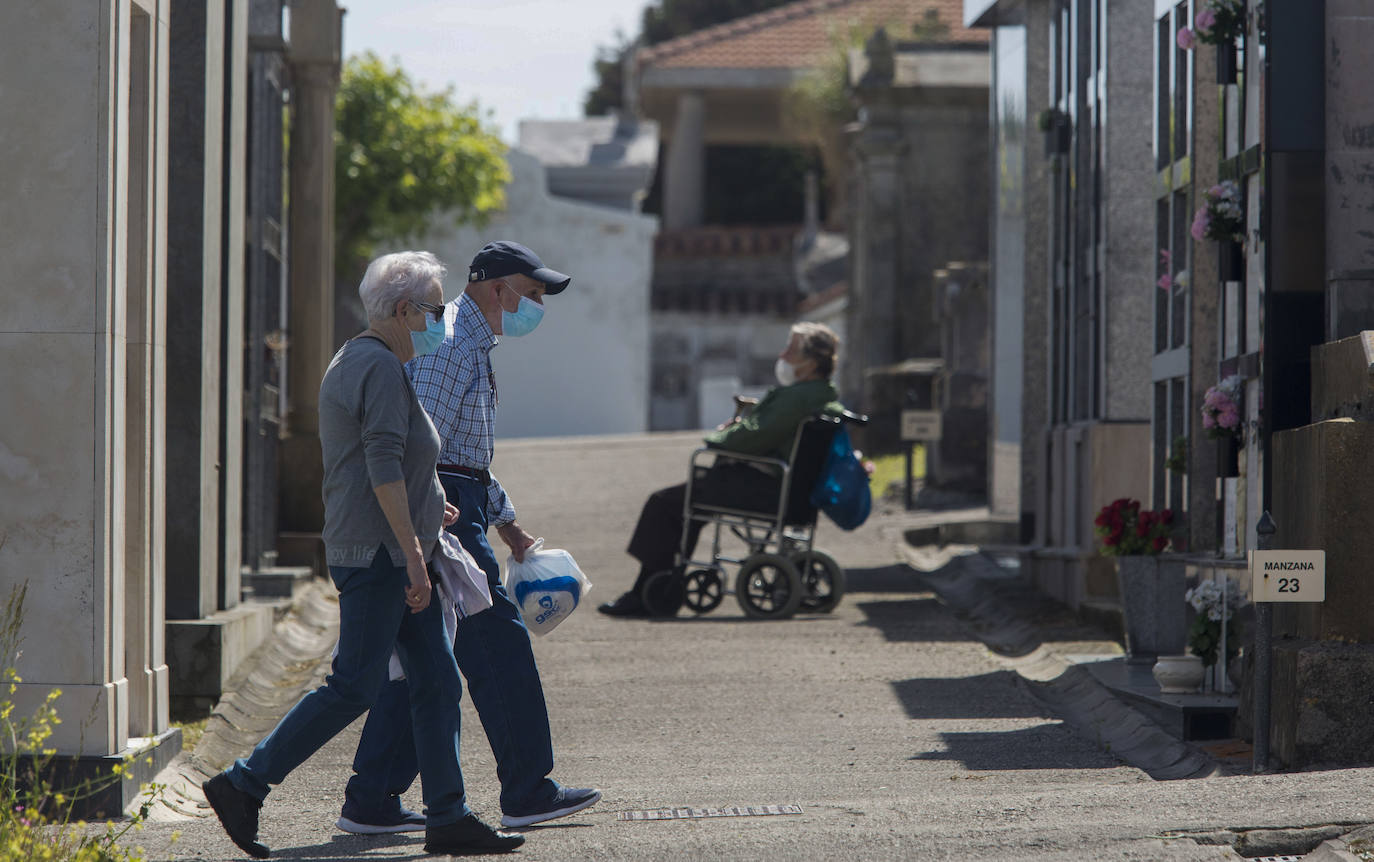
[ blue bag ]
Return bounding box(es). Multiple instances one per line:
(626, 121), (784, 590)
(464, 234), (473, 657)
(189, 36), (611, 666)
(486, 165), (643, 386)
(810, 425), (872, 530)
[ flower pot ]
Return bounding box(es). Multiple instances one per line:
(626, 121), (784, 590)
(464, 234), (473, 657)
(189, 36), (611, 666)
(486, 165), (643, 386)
(1116, 556), (1188, 661)
(1218, 433), (1240, 478)
(1216, 43), (1237, 85)
(1218, 239), (1244, 282)
(1152, 654), (1205, 693)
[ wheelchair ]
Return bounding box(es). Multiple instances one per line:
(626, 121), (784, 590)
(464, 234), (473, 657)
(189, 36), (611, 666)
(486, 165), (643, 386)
(641, 409), (869, 620)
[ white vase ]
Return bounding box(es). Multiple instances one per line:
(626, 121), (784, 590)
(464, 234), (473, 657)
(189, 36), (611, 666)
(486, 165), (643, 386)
(1152, 654), (1205, 694)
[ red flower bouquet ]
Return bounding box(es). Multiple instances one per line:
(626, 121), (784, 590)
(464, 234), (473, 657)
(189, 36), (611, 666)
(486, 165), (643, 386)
(1094, 498), (1174, 556)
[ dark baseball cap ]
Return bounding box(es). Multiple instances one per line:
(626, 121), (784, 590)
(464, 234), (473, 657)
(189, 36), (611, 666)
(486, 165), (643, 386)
(467, 241), (571, 294)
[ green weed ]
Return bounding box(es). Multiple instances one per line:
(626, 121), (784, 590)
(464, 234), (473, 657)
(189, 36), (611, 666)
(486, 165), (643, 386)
(0, 581), (163, 861)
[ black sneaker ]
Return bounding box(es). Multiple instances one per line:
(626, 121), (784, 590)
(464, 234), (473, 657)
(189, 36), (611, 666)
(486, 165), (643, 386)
(597, 591), (648, 617)
(203, 773), (270, 859)
(423, 813), (525, 854)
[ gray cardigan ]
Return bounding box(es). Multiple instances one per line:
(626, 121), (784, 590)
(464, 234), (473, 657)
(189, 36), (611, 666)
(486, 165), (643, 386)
(319, 336), (444, 568)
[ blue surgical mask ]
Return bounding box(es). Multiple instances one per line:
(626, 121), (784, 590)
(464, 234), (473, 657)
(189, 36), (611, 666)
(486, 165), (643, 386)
(501, 294), (545, 337)
(411, 316), (446, 356)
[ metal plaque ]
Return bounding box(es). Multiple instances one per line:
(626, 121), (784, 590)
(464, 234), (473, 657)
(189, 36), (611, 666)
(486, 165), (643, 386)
(1250, 550), (1326, 602)
(900, 409), (942, 441)
(618, 805), (803, 821)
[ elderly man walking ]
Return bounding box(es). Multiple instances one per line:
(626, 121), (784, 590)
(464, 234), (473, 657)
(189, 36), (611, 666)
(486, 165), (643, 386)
(336, 241), (601, 835)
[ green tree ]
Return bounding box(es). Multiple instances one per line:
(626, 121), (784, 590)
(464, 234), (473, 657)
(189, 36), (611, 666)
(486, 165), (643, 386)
(335, 53), (509, 275)
(584, 34), (632, 118)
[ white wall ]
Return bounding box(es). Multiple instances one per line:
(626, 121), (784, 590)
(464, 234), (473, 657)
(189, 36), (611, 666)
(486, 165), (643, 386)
(421, 150), (657, 439)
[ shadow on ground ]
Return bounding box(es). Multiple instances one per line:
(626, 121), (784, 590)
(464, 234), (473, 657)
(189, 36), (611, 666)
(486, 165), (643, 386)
(891, 672), (1053, 720)
(844, 563), (930, 593)
(912, 725), (1126, 769)
(910, 725), (1125, 771)
(263, 833), (424, 861)
(902, 551), (1125, 657)
(853, 597), (975, 643)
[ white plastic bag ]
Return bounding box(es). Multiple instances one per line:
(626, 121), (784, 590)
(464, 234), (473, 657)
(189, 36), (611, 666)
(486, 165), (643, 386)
(502, 538), (592, 636)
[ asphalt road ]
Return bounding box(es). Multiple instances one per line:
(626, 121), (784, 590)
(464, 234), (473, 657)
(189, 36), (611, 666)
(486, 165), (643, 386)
(132, 431), (1373, 861)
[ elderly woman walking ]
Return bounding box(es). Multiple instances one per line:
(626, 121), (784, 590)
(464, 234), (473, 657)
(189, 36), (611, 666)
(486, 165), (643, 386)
(202, 251), (522, 858)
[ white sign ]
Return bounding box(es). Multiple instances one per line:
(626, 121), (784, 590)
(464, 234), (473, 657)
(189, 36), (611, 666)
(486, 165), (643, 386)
(1250, 550), (1326, 602)
(901, 410), (942, 441)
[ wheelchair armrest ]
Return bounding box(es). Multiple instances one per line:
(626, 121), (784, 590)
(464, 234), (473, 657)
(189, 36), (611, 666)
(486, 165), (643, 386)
(837, 409), (868, 426)
(689, 447), (789, 473)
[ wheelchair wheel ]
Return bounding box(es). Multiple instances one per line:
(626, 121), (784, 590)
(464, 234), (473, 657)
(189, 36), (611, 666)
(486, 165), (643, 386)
(734, 553), (803, 620)
(682, 568), (725, 614)
(791, 550), (846, 613)
(641, 569), (684, 617)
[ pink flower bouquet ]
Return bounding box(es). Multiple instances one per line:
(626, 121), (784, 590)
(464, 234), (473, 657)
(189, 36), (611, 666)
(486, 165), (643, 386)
(1191, 180), (1244, 244)
(1201, 375), (1243, 440)
(1177, 0), (1245, 49)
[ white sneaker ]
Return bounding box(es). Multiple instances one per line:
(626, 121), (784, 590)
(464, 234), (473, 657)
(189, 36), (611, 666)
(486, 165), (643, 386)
(500, 787), (602, 828)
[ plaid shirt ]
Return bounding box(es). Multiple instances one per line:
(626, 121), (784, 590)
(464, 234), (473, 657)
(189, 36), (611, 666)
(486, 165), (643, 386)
(407, 294), (516, 525)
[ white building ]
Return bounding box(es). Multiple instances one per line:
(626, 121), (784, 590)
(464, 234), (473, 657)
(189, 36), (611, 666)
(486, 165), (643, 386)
(420, 118), (659, 439)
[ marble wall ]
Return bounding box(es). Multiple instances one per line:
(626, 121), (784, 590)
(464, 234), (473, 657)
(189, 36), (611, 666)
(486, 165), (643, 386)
(0, 0), (171, 754)
(1101, 0), (1157, 423)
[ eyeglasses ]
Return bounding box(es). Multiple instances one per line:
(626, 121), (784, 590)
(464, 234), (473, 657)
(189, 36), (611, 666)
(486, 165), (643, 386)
(411, 300), (445, 323)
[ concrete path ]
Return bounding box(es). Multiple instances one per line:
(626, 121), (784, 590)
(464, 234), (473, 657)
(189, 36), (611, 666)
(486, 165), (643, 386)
(127, 432), (1373, 861)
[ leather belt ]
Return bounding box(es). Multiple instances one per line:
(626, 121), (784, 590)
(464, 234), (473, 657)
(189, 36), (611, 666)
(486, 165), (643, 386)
(437, 464), (491, 484)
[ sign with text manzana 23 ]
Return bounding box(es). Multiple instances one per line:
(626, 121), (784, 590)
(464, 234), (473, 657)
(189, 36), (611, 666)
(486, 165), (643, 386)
(1250, 550), (1326, 602)
(900, 410), (942, 442)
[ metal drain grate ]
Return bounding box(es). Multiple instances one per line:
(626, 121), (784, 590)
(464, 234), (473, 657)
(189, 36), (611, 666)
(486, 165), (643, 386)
(618, 804), (803, 821)
(1250, 856), (1304, 862)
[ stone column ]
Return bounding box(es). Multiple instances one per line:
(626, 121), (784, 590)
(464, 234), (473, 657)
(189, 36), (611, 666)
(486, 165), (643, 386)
(219, 0), (249, 605)
(124, 0), (173, 739)
(1022, 0), (1051, 543)
(1326, 2), (1374, 338)
(279, 0), (341, 534)
(846, 108), (907, 410)
(0, 0), (143, 757)
(1188, 39), (1221, 553)
(662, 90), (705, 231)
(165, 0), (226, 620)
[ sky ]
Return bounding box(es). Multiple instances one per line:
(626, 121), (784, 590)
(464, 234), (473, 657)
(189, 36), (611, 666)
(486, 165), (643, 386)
(336, 0), (654, 142)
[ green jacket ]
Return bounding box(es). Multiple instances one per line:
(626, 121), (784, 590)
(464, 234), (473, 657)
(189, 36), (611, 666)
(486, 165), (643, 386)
(703, 379), (844, 462)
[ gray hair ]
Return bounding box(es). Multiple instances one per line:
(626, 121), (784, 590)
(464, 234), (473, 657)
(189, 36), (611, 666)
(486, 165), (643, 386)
(790, 321), (839, 377)
(358, 251), (447, 323)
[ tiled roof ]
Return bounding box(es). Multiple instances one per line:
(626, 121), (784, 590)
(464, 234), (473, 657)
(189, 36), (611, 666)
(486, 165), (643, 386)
(638, 0), (986, 71)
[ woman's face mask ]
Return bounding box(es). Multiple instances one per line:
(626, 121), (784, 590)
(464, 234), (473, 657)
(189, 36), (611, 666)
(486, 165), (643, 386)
(774, 357), (798, 387)
(409, 314), (447, 354)
(410, 307), (446, 356)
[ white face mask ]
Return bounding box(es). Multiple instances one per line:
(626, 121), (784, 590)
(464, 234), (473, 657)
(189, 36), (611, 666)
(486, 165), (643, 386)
(775, 357), (797, 387)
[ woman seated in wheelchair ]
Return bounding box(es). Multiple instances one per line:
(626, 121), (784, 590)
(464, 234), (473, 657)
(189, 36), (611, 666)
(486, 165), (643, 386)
(598, 322), (844, 618)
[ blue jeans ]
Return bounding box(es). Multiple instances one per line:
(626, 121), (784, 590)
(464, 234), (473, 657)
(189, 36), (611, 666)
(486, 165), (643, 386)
(226, 547), (470, 828)
(345, 474), (558, 815)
